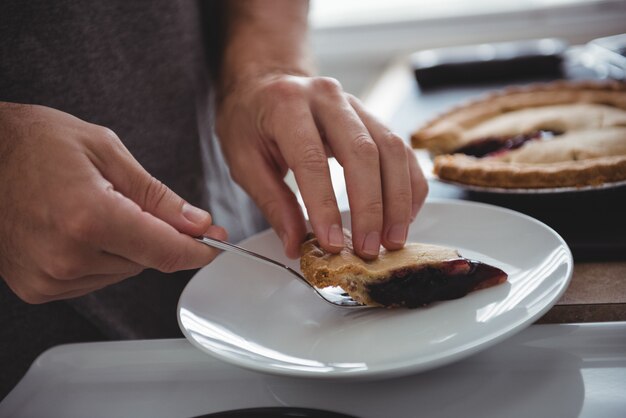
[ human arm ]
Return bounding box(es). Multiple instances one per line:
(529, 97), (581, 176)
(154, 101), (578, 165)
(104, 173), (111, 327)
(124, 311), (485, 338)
(213, 0), (428, 260)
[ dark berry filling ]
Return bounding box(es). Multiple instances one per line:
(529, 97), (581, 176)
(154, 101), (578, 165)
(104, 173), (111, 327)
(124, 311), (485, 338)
(453, 130), (562, 158)
(366, 259), (507, 308)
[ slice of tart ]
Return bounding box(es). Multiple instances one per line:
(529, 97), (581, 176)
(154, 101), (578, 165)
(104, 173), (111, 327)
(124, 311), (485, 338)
(300, 230), (507, 308)
(411, 81), (626, 189)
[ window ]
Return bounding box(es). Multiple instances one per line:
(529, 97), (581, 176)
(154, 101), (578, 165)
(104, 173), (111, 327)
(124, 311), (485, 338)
(309, 0), (626, 95)
(310, 0), (620, 28)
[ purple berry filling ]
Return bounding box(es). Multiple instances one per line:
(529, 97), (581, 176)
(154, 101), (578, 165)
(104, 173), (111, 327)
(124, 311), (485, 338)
(454, 130), (562, 158)
(366, 260), (506, 308)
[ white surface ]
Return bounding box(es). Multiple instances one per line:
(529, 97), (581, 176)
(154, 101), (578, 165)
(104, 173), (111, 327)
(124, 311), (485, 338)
(177, 199), (573, 379)
(2, 322), (625, 418)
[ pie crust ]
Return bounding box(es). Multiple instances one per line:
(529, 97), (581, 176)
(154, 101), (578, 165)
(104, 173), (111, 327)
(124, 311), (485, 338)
(300, 230), (507, 308)
(411, 81), (626, 188)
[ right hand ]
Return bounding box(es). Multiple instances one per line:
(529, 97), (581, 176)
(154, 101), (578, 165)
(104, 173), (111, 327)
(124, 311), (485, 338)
(0, 103), (227, 304)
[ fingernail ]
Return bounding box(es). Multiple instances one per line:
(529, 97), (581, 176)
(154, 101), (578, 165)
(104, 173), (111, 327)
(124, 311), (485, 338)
(387, 224), (407, 245)
(362, 231), (380, 256)
(328, 224), (344, 248)
(182, 203), (210, 225)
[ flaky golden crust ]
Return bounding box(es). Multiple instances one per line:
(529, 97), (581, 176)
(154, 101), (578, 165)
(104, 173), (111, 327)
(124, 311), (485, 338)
(410, 81), (626, 189)
(299, 230), (510, 308)
(411, 80), (626, 151)
(300, 231), (460, 297)
(300, 231), (462, 306)
(434, 155), (626, 188)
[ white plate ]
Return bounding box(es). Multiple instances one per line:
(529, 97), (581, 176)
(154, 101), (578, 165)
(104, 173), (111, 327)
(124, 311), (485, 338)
(178, 199), (573, 380)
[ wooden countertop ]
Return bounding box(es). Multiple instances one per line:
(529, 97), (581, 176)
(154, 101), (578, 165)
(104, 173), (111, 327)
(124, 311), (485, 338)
(537, 262), (626, 323)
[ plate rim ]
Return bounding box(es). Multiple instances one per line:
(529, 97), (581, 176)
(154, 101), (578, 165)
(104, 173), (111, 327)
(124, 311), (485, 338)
(433, 178), (626, 195)
(177, 198), (574, 380)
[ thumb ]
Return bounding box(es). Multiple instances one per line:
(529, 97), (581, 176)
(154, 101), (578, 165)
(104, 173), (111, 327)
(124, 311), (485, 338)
(90, 129), (213, 236)
(130, 175), (213, 237)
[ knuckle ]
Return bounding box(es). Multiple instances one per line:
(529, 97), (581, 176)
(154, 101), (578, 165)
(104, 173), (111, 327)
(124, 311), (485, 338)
(392, 189), (413, 207)
(7, 274), (67, 303)
(34, 280), (60, 297)
(379, 131), (406, 155)
(10, 284), (35, 304)
(351, 134), (379, 162)
(317, 196), (339, 212)
(97, 126), (120, 142)
(14, 278), (54, 304)
(267, 78), (304, 102)
(293, 125), (311, 142)
(157, 251), (186, 273)
(91, 125), (129, 155)
(61, 208), (101, 241)
(46, 256), (83, 280)
(19, 289), (49, 304)
(142, 177), (170, 210)
(297, 144), (328, 173)
(362, 199), (384, 216)
(312, 77), (342, 95)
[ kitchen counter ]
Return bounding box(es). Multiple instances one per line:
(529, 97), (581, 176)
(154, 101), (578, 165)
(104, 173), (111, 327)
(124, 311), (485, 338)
(537, 262), (626, 323)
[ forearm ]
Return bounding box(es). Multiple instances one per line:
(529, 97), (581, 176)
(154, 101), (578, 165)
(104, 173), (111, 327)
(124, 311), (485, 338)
(217, 0), (314, 99)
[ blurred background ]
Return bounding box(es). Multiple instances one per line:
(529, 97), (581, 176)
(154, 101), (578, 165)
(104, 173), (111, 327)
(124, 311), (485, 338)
(309, 0), (626, 95)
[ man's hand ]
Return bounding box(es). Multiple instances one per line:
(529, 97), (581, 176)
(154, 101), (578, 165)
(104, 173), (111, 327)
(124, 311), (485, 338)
(215, 1), (428, 260)
(217, 74), (427, 260)
(0, 103), (227, 303)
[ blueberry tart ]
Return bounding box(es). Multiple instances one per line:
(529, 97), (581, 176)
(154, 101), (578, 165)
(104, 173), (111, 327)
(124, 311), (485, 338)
(299, 230), (507, 308)
(411, 81), (626, 189)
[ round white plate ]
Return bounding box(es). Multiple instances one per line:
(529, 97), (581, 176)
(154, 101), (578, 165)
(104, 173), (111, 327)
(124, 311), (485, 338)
(178, 199), (573, 380)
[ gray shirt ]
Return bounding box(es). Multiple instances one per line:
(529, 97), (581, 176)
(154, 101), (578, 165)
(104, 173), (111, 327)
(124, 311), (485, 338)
(0, 0), (267, 338)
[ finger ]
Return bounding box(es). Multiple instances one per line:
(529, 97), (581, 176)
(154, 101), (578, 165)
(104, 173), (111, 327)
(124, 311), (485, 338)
(230, 150), (307, 258)
(349, 96), (412, 250)
(267, 105), (344, 255)
(57, 274), (132, 301)
(48, 270), (142, 295)
(37, 244), (144, 281)
(87, 125), (213, 237)
(311, 92), (383, 259)
(15, 270), (141, 304)
(407, 147), (429, 221)
(94, 188), (227, 272)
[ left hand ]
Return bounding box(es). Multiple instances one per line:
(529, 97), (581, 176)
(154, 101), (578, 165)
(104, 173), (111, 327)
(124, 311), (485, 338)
(215, 73), (428, 260)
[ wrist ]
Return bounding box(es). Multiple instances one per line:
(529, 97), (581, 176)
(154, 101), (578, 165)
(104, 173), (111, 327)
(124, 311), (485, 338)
(216, 64), (313, 105)
(216, 0), (314, 103)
